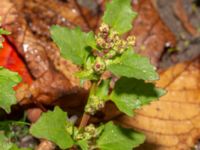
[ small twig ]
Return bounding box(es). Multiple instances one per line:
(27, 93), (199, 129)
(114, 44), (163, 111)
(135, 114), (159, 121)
(79, 113), (91, 129)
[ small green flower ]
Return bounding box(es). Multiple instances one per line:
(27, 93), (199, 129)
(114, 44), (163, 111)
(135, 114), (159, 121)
(85, 104), (95, 115)
(104, 42), (113, 49)
(96, 36), (106, 48)
(109, 31), (119, 41)
(127, 36), (136, 46)
(75, 133), (85, 140)
(105, 50), (117, 58)
(85, 124), (96, 135)
(75, 124), (99, 141)
(85, 95), (105, 115)
(93, 57), (106, 74)
(99, 23), (110, 34)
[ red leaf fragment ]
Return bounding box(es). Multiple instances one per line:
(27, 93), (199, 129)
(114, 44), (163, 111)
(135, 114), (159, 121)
(0, 40), (32, 85)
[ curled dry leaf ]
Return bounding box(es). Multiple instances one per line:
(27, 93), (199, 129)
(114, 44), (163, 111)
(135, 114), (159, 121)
(117, 58), (200, 150)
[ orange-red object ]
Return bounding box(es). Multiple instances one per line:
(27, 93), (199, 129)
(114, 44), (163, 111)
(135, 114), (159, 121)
(0, 40), (32, 85)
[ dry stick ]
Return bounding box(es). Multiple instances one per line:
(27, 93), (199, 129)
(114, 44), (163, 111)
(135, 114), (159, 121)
(79, 113), (91, 129)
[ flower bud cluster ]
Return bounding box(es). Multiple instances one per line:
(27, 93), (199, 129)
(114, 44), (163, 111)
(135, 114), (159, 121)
(75, 124), (99, 141)
(85, 96), (105, 115)
(93, 57), (106, 74)
(95, 23), (136, 59)
(91, 23), (136, 75)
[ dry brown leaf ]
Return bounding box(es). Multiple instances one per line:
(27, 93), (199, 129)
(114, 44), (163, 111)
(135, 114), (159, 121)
(173, 0), (198, 36)
(117, 58), (200, 150)
(130, 0), (176, 66)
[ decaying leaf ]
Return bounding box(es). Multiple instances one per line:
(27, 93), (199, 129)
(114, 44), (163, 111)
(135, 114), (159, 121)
(117, 58), (200, 150)
(130, 0), (176, 66)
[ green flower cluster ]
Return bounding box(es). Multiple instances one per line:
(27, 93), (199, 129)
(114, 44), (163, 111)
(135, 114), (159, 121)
(92, 23), (135, 74)
(96, 23), (135, 58)
(75, 124), (100, 141)
(85, 95), (105, 115)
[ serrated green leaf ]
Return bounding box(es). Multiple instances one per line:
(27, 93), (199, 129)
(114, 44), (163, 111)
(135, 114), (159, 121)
(103, 0), (137, 34)
(51, 25), (96, 65)
(0, 67), (22, 113)
(107, 50), (159, 81)
(30, 106), (74, 149)
(97, 122), (145, 150)
(110, 77), (166, 116)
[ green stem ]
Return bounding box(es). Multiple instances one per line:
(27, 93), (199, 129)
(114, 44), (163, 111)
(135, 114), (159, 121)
(78, 83), (97, 129)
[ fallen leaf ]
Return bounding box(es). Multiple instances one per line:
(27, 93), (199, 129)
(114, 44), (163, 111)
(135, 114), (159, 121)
(130, 0), (176, 66)
(117, 58), (200, 150)
(173, 0), (197, 36)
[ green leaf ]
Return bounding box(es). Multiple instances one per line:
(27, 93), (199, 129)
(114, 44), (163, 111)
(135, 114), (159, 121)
(107, 50), (159, 81)
(0, 121), (11, 132)
(0, 67), (22, 113)
(110, 77), (166, 116)
(30, 106), (74, 149)
(9, 145), (32, 150)
(76, 140), (88, 150)
(97, 122), (145, 150)
(0, 133), (13, 150)
(51, 25), (96, 65)
(103, 0), (137, 34)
